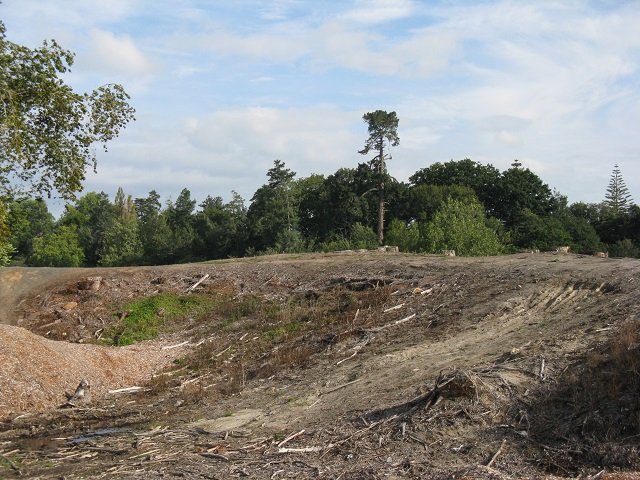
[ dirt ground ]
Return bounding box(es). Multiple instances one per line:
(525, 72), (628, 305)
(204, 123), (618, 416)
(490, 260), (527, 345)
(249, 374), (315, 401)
(0, 251), (639, 479)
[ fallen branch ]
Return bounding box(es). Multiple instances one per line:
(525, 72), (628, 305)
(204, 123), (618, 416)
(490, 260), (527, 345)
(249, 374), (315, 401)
(162, 340), (190, 350)
(383, 303), (405, 313)
(369, 313), (416, 332)
(277, 446), (323, 454)
(186, 274), (210, 292)
(364, 372), (453, 421)
(108, 386), (146, 395)
(336, 351), (358, 365)
(321, 378), (361, 395)
(200, 452), (229, 461)
(277, 429), (305, 448)
(486, 439), (507, 468)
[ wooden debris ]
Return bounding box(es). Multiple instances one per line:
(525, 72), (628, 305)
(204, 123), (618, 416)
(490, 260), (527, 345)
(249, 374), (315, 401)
(486, 439), (507, 468)
(369, 313), (417, 332)
(186, 274), (210, 292)
(162, 340), (190, 350)
(108, 386), (146, 395)
(200, 452), (229, 461)
(321, 378), (361, 395)
(277, 429), (305, 448)
(383, 303), (405, 313)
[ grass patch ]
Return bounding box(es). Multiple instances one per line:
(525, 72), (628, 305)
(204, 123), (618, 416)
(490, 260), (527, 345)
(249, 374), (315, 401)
(107, 293), (216, 345)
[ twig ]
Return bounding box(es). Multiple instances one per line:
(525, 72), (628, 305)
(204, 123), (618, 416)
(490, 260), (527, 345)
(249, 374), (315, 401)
(186, 274), (210, 292)
(200, 452), (229, 461)
(369, 313), (416, 332)
(162, 340), (190, 350)
(277, 429), (305, 448)
(383, 303), (405, 313)
(336, 351), (358, 365)
(108, 386), (146, 394)
(321, 378), (361, 395)
(486, 439), (507, 468)
(215, 345), (232, 357)
(277, 446), (323, 454)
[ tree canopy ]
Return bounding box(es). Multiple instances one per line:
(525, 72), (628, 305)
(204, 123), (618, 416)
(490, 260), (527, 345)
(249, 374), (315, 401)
(0, 21), (135, 200)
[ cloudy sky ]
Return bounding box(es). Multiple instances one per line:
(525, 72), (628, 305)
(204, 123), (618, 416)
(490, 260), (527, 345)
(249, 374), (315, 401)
(3, 0), (639, 214)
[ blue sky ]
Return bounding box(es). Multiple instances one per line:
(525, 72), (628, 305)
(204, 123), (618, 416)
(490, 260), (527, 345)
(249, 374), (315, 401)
(3, 0), (639, 214)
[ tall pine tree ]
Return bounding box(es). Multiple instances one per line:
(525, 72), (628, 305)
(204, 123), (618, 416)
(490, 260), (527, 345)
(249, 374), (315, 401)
(604, 164), (634, 216)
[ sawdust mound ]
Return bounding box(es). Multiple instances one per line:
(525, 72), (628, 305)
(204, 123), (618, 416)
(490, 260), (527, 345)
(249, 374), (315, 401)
(0, 324), (180, 419)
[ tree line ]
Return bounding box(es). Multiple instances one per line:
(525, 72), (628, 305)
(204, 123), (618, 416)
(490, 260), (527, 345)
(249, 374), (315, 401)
(2, 158), (638, 267)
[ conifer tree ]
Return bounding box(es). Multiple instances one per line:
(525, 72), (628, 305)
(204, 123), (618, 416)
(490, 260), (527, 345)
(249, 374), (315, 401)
(604, 164), (634, 216)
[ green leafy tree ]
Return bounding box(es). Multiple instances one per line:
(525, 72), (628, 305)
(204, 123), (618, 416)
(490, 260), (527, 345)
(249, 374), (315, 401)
(604, 164), (634, 216)
(385, 218), (420, 252)
(58, 191), (116, 266)
(6, 198), (54, 259)
(165, 188), (197, 262)
(410, 159), (501, 216)
(194, 192), (247, 259)
(99, 187), (142, 266)
(30, 225), (84, 267)
(0, 22), (135, 200)
(350, 222), (378, 249)
(495, 160), (559, 227)
(0, 200), (15, 265)
(358, 110), (400, 244)
(247, 160), (299, 252)
(510, 209), (571, 251)
(134, 190), (173, 264)
(424, 198), (503, 256)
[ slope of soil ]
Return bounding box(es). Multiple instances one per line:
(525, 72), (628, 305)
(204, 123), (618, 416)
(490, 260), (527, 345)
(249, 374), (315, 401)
(0, 252), (639, 479)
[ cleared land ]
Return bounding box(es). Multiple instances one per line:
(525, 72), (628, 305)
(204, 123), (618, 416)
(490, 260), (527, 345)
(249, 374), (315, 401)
(0, 252), (639, 479)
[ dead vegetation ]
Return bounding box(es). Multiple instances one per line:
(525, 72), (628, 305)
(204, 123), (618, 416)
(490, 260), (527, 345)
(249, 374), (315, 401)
(0, 252), (639, 479)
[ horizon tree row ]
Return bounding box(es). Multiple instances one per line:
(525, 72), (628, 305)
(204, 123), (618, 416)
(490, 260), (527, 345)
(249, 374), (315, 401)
(3, 159), (638, 267)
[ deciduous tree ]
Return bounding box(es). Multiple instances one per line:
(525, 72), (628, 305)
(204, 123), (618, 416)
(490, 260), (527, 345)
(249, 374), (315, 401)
(0, 22), (135, 199)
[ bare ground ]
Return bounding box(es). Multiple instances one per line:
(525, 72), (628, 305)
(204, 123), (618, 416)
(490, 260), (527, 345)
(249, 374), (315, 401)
(0, 251), (639, 479)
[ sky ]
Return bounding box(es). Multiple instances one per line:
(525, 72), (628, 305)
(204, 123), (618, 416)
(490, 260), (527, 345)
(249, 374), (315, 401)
(2, 0), (639, 215)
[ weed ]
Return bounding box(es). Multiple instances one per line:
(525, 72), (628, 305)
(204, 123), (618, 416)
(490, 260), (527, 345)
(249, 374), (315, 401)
(105, 293), (215, 345)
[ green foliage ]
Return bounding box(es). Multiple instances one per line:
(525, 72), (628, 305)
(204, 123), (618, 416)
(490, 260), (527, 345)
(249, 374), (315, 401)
(511, 209), (571, 251)
(108, 294), (215, 346)
(0, 200), (14, 266)
(410, 159), (501, 216)
(247, 160), (300, 252)
(99, 218), (143, 266)
(0, 22), (135, 199)
(59, 191), (116, 266)
(350, 223), (378, 249)
(29, 225), (84, 267)
(609, 239), (639, 258)
(385, 218), (420, 252)
(424, 198), (504, 256)
(604, 164), (634, 216)
(6, 198), (54, 258)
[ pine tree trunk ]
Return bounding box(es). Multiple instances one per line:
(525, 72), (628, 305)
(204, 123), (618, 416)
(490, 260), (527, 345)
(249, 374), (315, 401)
(377, 145), (385, 245)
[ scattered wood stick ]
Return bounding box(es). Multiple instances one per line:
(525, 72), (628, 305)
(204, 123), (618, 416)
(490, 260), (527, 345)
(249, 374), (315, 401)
(321, 378), (361, 395)
(277, 446), (323, 454)
(277, 429), (305, 448)
(215, 345), (232, 357)
(200, 452), (229, 461)
(336, 351), (358, 365)
(162, 340), (190, 350)
(486, 439), (507, 468)
(108, 386), (145, 395)
(369, 313), (417, 332)
(186, 274), (210, 292)
(383, 303), (405, 313)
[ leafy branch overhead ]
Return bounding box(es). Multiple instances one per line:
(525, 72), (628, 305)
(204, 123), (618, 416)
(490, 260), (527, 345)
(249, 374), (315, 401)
(0, 21), (135, 200)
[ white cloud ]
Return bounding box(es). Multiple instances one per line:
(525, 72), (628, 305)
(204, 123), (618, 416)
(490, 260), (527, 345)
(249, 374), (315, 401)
(86, 29), (156, 76)
(340, 0), (415, 24)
